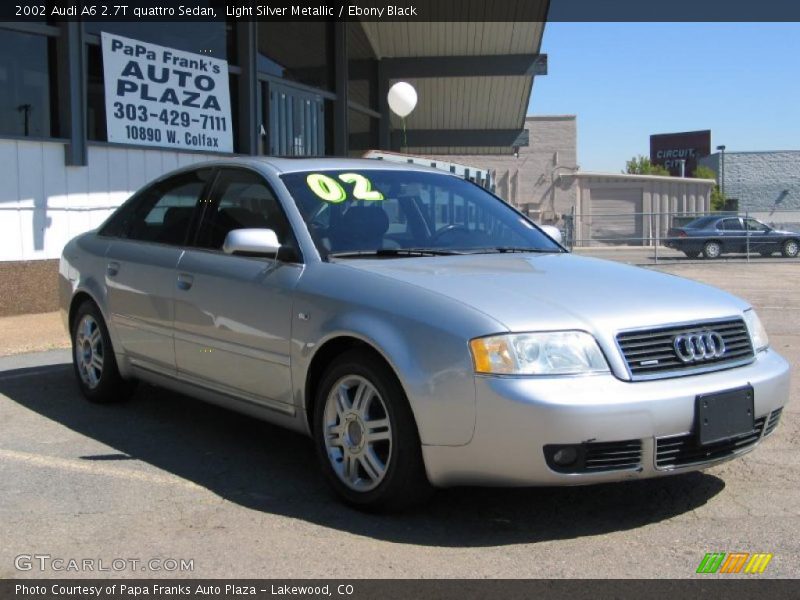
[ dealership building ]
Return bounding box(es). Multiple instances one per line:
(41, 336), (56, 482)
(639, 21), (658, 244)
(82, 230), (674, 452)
(0, 13), (714, 315)
(0, 14), (554, 314)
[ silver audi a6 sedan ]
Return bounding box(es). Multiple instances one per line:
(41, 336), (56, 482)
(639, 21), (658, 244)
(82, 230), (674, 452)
(59, 158), (790, 510)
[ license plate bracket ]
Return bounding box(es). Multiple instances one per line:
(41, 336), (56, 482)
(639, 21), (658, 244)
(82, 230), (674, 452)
(696, 386), (755, 446)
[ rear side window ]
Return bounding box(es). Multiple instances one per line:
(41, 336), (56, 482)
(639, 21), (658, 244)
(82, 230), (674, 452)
(100, 169), (212, 245)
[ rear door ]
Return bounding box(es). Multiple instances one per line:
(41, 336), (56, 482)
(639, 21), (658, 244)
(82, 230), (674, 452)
(102, 169), (212, 373)
(172, 167), (303, 410)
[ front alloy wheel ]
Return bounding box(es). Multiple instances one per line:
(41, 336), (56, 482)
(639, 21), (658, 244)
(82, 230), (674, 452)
(782, 239), (799, 258)
(323, 375), (392, 492)
(313, 350), (432, 511)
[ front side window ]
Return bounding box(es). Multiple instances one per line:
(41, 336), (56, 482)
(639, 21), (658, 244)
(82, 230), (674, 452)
(195, 169), (299, 259)
(745, 219), (770, 232)
(99, 169), (212, 245)
(280, 170), (563, 257)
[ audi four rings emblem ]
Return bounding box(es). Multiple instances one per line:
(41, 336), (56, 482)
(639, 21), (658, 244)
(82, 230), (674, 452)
(673, 331), (726, 363)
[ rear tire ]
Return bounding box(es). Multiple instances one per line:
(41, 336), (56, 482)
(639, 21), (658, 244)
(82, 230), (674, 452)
(703, 241), (722, 259)
(313, 349), (432, 512)
(782, 239), (799, 258)
(71, 300), (135, 403)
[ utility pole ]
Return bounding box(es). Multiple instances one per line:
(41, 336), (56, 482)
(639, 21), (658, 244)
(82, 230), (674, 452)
(716, 144), (726, 200)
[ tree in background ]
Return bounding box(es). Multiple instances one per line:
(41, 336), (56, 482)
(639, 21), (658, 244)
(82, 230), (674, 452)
(624, 155), (670, 176)
(694, 165), (726, 211)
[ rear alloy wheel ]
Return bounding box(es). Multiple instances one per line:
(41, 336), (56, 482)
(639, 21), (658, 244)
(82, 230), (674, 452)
(703, 241), (722, 259)
(313, 350), (432, 511)
(782, 239), (799, 258)
(72, 300), (135, 403)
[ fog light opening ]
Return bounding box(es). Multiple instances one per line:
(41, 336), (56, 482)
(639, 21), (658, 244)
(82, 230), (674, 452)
(552, 446), (578, 466)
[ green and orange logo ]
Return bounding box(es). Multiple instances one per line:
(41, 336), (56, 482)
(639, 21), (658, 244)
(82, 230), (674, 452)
(696, 552), (773, 574)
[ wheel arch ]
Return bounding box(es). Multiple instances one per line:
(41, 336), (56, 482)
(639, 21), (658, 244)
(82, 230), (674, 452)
(68, 289), (103, 333)
(303, 335), (413, 436)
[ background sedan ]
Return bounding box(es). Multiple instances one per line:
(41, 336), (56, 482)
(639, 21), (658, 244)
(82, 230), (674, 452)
(666, 215), (800, 259)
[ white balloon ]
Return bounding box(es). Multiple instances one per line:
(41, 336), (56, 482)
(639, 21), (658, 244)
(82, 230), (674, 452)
(387, 82), (418, 118)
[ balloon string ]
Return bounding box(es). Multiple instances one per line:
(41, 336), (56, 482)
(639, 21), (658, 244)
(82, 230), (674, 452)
(403, 118), (407, 149)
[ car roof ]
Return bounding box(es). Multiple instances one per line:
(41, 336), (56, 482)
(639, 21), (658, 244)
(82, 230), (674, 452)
(181, 156), (453, 176)
(686, 215), (722, 227)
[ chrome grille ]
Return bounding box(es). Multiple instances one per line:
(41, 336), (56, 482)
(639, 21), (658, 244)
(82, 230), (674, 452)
(655, 416), (765, 469)
(617, 318), (754, 380)
(764, 408), (783, 437)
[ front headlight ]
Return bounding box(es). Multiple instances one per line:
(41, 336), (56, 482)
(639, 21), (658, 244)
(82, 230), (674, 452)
(469, 331), (610, 376)
(743, 309), (769, 352)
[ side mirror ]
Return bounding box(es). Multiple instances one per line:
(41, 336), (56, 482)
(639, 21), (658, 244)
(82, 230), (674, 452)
(541, 225), (563, 245)
(222, 228), (281, 256)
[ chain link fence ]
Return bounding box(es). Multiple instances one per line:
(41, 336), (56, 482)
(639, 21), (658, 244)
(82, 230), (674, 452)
(560, 208), (800, 264)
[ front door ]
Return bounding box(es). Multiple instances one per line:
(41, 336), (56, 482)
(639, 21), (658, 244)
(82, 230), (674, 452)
(173, 168), (302, 410)
(744, 218), (773, 253)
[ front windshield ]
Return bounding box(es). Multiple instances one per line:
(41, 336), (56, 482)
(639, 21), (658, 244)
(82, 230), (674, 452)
(280, 169), (563, 257)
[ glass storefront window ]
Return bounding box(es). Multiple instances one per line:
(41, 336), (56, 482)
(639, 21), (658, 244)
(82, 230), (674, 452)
(257, 22), (332, 91)
(86, 44), (107, 141)
(0, 30), (59, 138)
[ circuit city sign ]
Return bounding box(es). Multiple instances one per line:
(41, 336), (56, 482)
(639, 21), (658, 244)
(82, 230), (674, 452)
(101, 33), (233, 153)
(650, 130), (711, 177)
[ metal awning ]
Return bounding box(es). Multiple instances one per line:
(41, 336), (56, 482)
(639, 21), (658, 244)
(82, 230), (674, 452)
(361, 13), (548, 155)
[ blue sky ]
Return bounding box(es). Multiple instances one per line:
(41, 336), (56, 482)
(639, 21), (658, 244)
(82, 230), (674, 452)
(529, 23), (800, 172)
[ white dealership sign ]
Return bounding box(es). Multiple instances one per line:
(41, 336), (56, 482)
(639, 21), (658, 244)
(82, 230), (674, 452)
(101, 32), (233, 153)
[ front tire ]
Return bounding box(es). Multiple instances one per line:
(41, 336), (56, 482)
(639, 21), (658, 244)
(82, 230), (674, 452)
(71, 300), (135, 403)
(703, 241), (722, 259)
(782, 239), (799, 258)
(313, 349), (432, 511)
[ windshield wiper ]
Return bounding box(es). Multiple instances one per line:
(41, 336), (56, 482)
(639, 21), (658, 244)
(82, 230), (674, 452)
(465, 246), (563, 254)
(327, 248), (465, 259)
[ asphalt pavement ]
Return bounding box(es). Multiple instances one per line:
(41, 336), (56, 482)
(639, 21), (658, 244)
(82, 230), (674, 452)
(1, 262), (797, 579)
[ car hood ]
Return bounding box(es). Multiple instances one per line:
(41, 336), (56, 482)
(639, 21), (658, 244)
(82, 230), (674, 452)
(338, 252), (750, 334)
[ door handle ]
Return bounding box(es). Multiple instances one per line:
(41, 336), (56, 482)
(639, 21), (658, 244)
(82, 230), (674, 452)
(176, 273), (194, 291)
(106, 261), (120, 277)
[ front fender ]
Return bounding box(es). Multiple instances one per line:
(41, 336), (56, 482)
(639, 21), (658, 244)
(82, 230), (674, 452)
(294, 307), (478, 447)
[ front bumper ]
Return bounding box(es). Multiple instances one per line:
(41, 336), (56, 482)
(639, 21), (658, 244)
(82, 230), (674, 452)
(422, 349), (790, 487)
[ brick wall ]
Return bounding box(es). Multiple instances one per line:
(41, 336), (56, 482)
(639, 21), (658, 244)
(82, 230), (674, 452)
(0, 259), (59, 316)
(699, 151), (800, 212)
